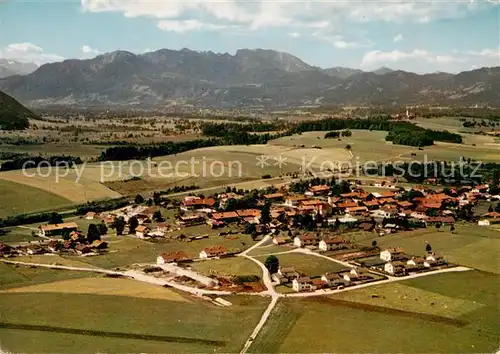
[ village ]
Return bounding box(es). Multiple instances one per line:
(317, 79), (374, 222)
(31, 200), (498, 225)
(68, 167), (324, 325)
(1, 176), (497, 295)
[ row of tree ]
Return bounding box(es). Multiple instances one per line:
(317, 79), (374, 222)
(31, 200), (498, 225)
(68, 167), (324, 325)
(324, 130), (352, 139)
(0, 155), (83, 172)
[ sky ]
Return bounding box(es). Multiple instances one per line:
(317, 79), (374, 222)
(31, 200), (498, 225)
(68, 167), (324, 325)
(0, 0), (499, 73)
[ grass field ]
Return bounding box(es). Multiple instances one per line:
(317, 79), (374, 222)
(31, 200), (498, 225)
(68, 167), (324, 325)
(358, 224), (500, 274)
(189, 257), (262, 277)
(0, 262), (96, 290)
(250, 271), (499, 353)
(1, 276), (189, 301)
(256, 252), (349, 277)
(0, 167), (121, 203)
(69, 233), (257, 269)
(3, 120), (499, 207)
(0, 179), (72, 218)
(0, 292), (268, 353)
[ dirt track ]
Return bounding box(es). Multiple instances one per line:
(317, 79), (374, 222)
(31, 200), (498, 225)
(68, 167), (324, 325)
(0, 322), (225, 346)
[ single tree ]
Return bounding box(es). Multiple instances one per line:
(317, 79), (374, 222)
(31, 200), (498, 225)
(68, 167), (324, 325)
(450, 225), (456, 233)
(345, 144), (352, 151)
(264, 255), (279, 274)
(260, 203), (271, 225)
(435, 222), (442, 232)
(372, 240), (378, 247)
(488, 204), (494, 212)
(48, 212), (63, 225)
(134, 194), (145, 204)
(113, 217), (126, 236)
(61, 228), (71, 241)
(152, 210), (163, 222)
(87, 224), (101, 243)
(426, 243), (432, 253)
(245, 223), (257, 235)
(129, 216), (139, 234)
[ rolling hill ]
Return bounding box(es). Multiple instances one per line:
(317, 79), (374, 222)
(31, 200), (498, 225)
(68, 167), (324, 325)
(0, 90), (35, 130)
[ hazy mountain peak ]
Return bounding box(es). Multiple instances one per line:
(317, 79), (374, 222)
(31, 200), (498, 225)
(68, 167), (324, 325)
(372, 67), (395, 75)
(324, 67), (364, 79)
(0, 59), (39, 78)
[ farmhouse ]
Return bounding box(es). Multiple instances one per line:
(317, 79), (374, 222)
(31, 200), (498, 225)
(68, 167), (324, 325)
(308, 185), (330, 195)
(199, 245), (228, 259)
(380, 248), (405, 262)
(47, 240), (61, 253)
(90, 240), (108, 249)
(157, 251), (190, 264)
(292, 277), (316, 292)
(273, 235), (292, 245)
(284, 195), (309, 207)
(321, 273), (344, 287)
(407, 257), (426, 269)
(135, 225), (150, 238)
(384, 261), (406, 275)
(318, 237), (346, 251)
(425, 216), (455, 226)
(211, 211), (240, 223)
(181, 196), (217, 211)
(294, 234), (319, 248)
(38, 222), (78, 237)
(345, 206), (368, 215)
(75, 244), (93, 255)
(273, 266), (300, 283)
(263, 193), (284, 201)
(177, 214), (205, 226)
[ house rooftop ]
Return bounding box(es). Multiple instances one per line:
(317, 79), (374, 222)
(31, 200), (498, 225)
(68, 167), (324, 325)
(38, 222), (78, 231)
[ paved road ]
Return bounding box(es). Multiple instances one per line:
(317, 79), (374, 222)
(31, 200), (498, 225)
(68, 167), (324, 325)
(238, 235), (280, 354)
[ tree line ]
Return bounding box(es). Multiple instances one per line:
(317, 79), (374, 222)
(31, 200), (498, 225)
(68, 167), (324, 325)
(98, 131), (289, 161)
(0, 155), (83, 172)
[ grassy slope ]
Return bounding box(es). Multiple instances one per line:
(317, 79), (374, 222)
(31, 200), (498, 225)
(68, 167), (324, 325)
(0, 179), (72, 218)
(0, 262), (96, 291)
(0, 90), (36, 130)
(256, 252), (349, 277)
(250, 271), (499, 353)
(0, 292), (267, 353)
(189, 257), (262, 277)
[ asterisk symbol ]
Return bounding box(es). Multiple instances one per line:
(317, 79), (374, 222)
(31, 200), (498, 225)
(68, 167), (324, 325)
(256, 155), (271, 168)
(273, 155), (287, 168)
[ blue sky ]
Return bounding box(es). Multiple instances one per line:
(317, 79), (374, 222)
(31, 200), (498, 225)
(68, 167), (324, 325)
(0, 0), (498, 73)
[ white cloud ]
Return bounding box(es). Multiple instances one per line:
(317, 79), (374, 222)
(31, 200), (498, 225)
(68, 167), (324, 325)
(0, 42), (64, 65)
(82, 0), (495, 34)
(157, 19), (232, 33)
(393, 34), (404, 42)
(81, 45), (99, 54)
(361, 48), (500, 73)
(289, 32), (300, 38)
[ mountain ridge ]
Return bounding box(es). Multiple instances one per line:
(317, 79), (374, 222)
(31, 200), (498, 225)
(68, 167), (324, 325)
(0, 48), (498, 108)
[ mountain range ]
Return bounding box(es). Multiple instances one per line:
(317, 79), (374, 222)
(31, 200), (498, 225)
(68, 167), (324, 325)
(0, 48), (498, 108)
(0, 60), (39, 79)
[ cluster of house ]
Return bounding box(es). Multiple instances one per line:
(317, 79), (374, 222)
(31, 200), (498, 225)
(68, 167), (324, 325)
(2, 222), (108, 257)
(272, 232), (351, 252)
(155, 244), (241, 265)
(85, 205), (172, 239)
(273, 266), (374, 292)
(378, 248), (446, 276)
(173, 181), (492, 238)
